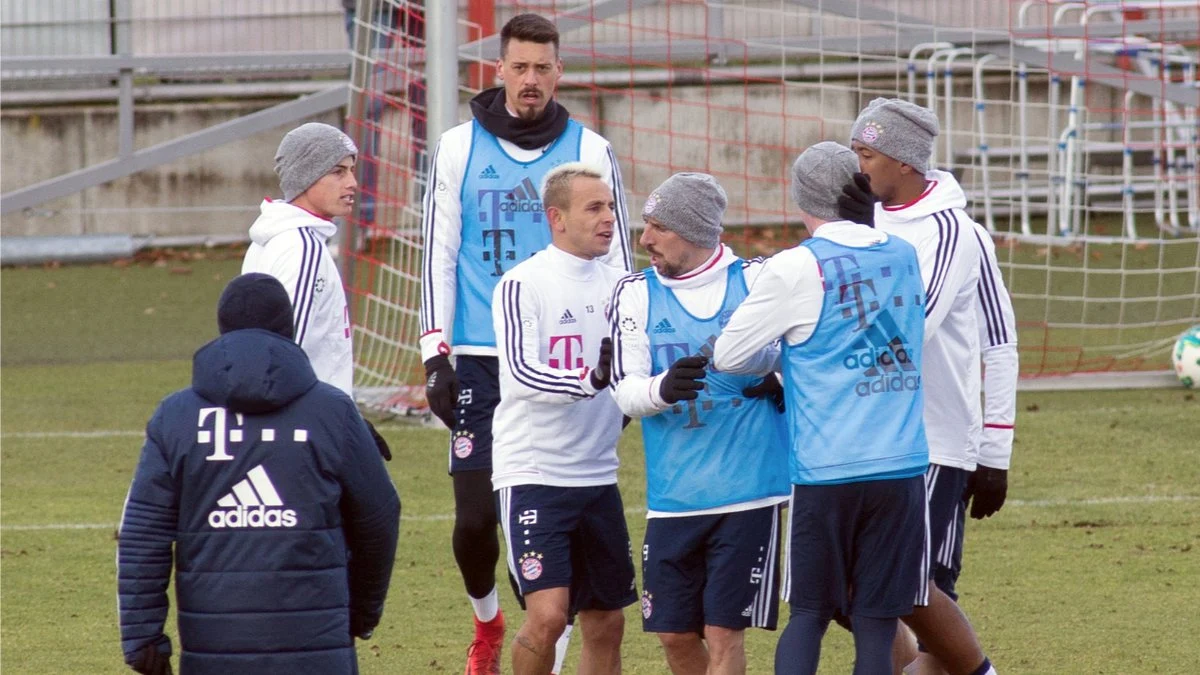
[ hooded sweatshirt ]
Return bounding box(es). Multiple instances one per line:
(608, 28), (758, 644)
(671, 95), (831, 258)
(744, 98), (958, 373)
(117, 329), (399, 675)
(872, 170), (984, 471)
(242, 199), (354, 396)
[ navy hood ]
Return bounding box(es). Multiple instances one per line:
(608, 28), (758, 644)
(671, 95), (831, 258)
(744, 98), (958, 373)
(192, 329), (318, 414)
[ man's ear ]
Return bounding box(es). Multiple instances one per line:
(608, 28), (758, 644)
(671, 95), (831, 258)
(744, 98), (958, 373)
(546, 205), (566, 233)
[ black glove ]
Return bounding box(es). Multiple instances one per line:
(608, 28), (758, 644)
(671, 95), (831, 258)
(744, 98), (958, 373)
(363, 419), (392, 462)
(964, 465), (1008, 519)
(742, 375), (785, 413)
(837, 172), (878, 227)
(350, 613), (376, 641)
(659, 355), (708, 404)
(130, 645), (172, 675)
(423, 354), (458, 429)
(590, 338), (614, 390)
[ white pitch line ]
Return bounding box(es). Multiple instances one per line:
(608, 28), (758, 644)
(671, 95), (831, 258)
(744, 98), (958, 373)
(4, 495), (1197, 532)
(2, 430), (144, 439)
(2, 523), (116, 531)
(1006, 494), (1199, 507)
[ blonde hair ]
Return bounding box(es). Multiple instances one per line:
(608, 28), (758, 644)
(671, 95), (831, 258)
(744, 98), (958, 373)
(540, 162), (605, 213)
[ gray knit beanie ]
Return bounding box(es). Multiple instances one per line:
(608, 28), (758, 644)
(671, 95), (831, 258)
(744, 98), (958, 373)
(275, 122), (358, 202)
(849, 98), (939, 173)
(642, 173), (727, 248)
(790, 142), (859, 222)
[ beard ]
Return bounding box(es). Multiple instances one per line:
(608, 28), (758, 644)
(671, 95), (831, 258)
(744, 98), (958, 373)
(512, 89), (545, 118)
(650, 255), (685, 278)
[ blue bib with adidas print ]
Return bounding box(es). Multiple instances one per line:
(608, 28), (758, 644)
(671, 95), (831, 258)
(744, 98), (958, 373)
(641, 264), (790, 512)
(782, 236), (929, 485)
(454, 120), (585, 348)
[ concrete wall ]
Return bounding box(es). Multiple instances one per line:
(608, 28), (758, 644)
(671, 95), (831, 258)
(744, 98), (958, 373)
(2, 75), (1134, 239)
(1, 102), (342, 238)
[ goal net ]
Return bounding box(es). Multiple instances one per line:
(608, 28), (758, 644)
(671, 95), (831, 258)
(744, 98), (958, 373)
(346, 0), (1200, 412)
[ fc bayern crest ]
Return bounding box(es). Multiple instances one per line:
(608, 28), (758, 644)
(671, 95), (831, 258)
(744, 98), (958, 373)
(452, 432), (475, 459)
(641, 591), (653, 619)
(519, 552), (544, 580)
(861, 121), (882, 143)
(643, 191), (660, 216)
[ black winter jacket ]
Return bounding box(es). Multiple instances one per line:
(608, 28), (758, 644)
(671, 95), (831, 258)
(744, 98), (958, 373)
(117, 329), (400, 674)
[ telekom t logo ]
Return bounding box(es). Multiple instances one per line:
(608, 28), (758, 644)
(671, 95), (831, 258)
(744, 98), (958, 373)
(822, 253), (879, 331)
(198, 407), (244, 462)
(652, 342), (690, 365)
(196, 407), (309, 461)
(482, 228), (517, 276)
(548, 334), (584, 369)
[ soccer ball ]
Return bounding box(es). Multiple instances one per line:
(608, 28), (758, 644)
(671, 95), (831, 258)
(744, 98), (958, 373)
(1172, 326), (1200, 389)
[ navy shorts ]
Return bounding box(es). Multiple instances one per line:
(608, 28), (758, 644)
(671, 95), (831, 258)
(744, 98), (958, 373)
(784, 477), (930, 619)
(925, 464), (969, 600)
(641, 503), (783, 634)
(498, 484), (638, 612)
(447, 355), (499, 474)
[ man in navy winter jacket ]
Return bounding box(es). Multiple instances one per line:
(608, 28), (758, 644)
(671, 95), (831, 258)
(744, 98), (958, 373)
(117, 273), (400, 675)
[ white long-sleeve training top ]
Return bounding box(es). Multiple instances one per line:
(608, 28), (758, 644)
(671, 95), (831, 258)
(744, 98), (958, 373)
(242, 199), (353, 397)
(971, 221), (1019, 470)
(872, 171), (985, 471)
(419, 118), (633, 362)
(490, 245), (627, 490)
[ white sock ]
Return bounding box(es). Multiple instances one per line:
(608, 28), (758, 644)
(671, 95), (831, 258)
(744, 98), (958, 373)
(469, 588), (499, 622)
(551, 623), (573, 674)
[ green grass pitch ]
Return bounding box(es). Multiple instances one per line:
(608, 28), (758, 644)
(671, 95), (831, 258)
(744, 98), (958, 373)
(2, 256), (1197, 674)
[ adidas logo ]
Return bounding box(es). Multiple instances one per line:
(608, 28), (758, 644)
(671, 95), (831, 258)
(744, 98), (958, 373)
(501, 177), (542, 213)
(652, 318), (675, 334)
(478, 164), (500, 180)
(207, 464), (297, 529)
(741, 604), (754, 618)
(559, 309), (576, 325)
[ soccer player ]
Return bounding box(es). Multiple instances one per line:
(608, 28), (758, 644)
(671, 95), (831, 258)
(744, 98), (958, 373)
(712, 142), (931, 675)
(846, 97), (1011, 675)
(419, 13), (633, 672)
(242, 122), (359, 397)
(608, 172), (790, 675)
(491, 163), (636, 675)
(117, 273), (400, 675)
(239, 122), (392, 461)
